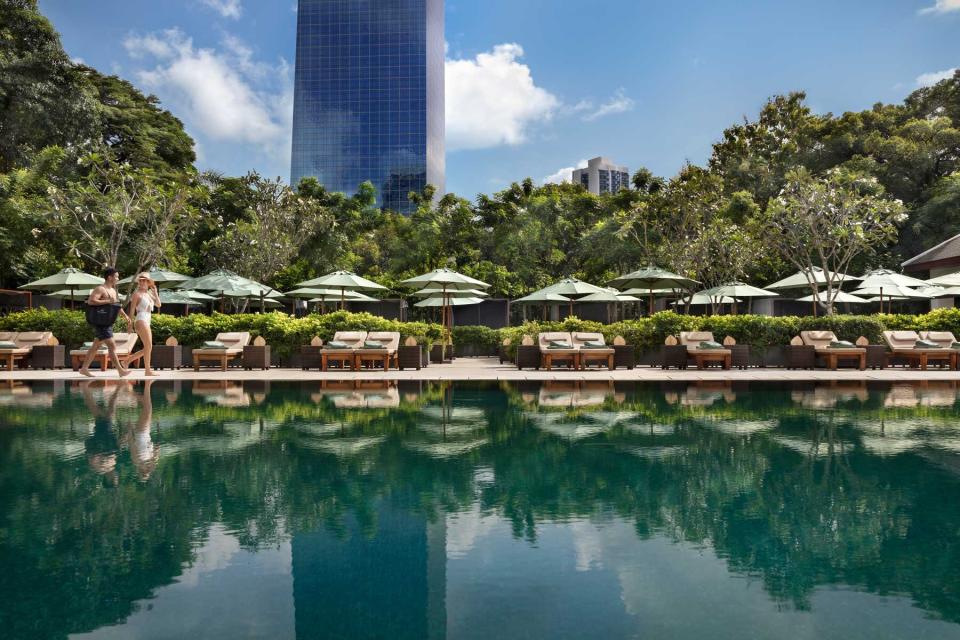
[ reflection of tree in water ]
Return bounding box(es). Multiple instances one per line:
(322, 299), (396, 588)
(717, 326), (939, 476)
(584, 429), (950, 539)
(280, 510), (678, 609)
(0, 381), (959, 637)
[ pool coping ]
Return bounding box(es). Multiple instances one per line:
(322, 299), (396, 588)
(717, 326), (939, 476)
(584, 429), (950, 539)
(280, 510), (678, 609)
(4, 357), (960, 383)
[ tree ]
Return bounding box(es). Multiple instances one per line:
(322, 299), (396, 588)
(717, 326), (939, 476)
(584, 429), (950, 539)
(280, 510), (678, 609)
(202, 173), (332, 286)
(46, 151), (200, 273)
(0, 0), (100, 171)
(763, 168), (906, 314)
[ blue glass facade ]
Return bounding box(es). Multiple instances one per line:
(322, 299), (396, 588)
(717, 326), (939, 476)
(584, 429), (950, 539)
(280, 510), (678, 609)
(291, 0), (445, 214)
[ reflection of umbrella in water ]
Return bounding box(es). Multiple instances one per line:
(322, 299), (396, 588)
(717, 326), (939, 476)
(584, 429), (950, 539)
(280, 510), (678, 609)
(697, 418), (777, 436)
(308, 437), (386, 457)
(404, 439), (488, 458)
(620, 445), (686, 460)
(526, 412), (611, 441)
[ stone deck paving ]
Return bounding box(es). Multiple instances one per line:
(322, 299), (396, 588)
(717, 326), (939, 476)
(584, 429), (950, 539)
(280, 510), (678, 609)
(4, 357), (960, 383)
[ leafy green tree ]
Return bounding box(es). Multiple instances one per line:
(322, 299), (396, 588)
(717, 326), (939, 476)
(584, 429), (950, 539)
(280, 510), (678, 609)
(763, 168), (906, 314)
(0, 0), (100, 171)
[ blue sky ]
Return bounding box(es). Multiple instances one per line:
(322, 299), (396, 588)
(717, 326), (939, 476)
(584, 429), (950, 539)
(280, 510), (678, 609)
(40, 0), (960, 199)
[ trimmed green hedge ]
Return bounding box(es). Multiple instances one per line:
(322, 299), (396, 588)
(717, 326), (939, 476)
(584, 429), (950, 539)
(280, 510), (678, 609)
(481, 310), (960, 353)
(0, 309), (444, 359)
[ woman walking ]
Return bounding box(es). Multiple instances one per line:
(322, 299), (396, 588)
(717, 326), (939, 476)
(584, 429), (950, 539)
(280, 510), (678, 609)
(125, 273), (162, 376)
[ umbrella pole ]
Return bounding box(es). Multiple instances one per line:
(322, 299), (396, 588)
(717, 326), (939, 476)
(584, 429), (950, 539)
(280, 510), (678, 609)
(649, 289), (654, 317)
(71, 286), (75, 311)
(880, 288), (884, 315)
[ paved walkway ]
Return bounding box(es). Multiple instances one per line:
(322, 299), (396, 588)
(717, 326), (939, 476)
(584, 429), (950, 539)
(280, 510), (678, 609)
(4, 357), (960, 382)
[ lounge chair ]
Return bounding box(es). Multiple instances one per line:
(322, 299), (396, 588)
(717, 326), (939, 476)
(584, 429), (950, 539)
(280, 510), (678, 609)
(322, 331), (366, 371)
(70, 333), (139, 370)
(355, 331), (400, 371)
(800, 331), (866, 371)
(882, 331), (954, 371)
(0, 332), (52, 371)
(538, 332), (579, 370)
(570, 332), (614, 370)
(679, 331), (731, 370)
(191, 332), (251, 371)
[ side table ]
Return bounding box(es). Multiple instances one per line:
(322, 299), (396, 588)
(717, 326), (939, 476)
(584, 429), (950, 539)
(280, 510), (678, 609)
(243, 345), (271, 370)
(614, 345), (636, 370)
(30, 345), (65, 370)
(730, 345), (751, 370)
(152, 345), (182, 370)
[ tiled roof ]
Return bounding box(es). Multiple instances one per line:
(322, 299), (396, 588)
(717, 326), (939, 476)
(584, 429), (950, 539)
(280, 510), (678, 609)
(903, 233), (960, 270)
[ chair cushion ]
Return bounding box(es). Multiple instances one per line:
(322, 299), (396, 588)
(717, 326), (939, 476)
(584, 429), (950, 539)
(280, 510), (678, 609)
(891, 331), (919, 341)
(549, 340), (573, 349)
(915, 339), (943, 349)
(326, 340), (350, 349)
(363, 340), (384, 349)
(682, 331), (715, 344)
(829, 340), (855, 348)
(699, 341), (724, 349)
(0, 341), (16, 349)
(581, 341), (607, 349)
(204, 341), (228, 349)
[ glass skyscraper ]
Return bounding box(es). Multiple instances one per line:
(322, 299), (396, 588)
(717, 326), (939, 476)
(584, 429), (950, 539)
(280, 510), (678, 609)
(291, 0), (445, 215)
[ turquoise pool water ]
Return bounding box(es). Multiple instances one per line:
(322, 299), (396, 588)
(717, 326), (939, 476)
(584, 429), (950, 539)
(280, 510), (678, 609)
(1, 379), (960, 639)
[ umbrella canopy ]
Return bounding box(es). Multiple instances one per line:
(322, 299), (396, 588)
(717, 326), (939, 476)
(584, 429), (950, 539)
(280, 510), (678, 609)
(413, 288), (489, 299)
(48, 288), (122, 302)
(853, 284), (934, 299)
(414, 296), (484, 308)
(309, 292), (378, 303)
(180, 269), (267, 292)
(672, 294), (739, 306)
(766, 267), (860, 290)
(513, 291), (571, 304)
(294, 270), (387, 292)
(157, 291), (202, 306)
(609, 266), (699, 291)
(400, 268), (490, 291)
(284, 287), (368, 299)
(698, 282), (779, 299)
(118, 267), (190, 288)
(537, 277), (607, 298)
(926, 272), (960, 287)
(796, 291), (870, 304)
(221, 286), (284, 299)
(578, 288), (633, 303)
(177, 290), (217, 301)
(858, 268), (929, 289)
(21, 268), (104, 291)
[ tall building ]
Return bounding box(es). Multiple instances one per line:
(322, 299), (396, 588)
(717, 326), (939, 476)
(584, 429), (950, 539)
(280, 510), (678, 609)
(291, 0), (445, 214)
(571, 157), (631, 195)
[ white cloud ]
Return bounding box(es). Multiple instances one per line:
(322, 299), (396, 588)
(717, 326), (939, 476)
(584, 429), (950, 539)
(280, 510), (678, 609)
(542, 159), (588, 185)
(124, 29), (291, 160)
(446, 43), (560, 151)
(919, 0), (960, 14)
(916, 67), (958, 87)
(582, 88), (635, 122)
(198, 0), (242, 19)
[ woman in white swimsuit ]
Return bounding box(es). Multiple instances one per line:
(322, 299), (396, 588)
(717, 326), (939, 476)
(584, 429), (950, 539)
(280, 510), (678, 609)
(125, 273), (162, 376)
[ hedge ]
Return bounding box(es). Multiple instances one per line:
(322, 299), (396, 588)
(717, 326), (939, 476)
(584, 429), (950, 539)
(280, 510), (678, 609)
(5, 308), (960, 359)
(0, 309), (444, 359)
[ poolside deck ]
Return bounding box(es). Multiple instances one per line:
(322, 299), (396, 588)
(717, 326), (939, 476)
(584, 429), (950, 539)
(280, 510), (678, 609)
(4, 357), (960, 382)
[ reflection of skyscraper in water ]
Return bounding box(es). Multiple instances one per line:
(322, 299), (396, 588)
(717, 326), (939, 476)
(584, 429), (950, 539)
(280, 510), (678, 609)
(291, 500), (446, 638)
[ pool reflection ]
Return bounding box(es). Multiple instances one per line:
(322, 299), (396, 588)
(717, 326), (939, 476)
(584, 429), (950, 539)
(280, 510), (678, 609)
(1, 380), (960, 639)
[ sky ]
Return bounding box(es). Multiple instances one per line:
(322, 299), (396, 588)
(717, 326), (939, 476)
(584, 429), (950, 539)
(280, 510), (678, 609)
(39, 0), (960, 200)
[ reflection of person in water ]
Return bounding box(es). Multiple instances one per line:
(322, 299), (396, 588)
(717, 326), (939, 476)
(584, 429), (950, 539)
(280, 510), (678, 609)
(81, 381), (124, 484)
(127, 380), (159, 481)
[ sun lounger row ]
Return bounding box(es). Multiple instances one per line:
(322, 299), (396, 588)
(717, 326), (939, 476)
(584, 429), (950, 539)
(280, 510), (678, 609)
(536, 332), (615, 370)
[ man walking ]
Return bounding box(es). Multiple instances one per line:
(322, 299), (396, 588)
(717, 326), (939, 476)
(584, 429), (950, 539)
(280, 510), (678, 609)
(79, 267), (132, 378)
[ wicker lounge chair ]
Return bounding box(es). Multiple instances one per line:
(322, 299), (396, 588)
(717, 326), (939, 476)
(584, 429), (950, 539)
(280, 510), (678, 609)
(0, 332), (52, 371)
(538, 332), (580, 370)
(70, 332), (139, 370)
(570, 332), (614, 370)
(355, 331), (400, 371)
(800, 331), (866, 370)
(679, 331), (731, 370)
(882, 330), (954, 371)
(191, 332), (251, 371)
(322, 331), (366, 371)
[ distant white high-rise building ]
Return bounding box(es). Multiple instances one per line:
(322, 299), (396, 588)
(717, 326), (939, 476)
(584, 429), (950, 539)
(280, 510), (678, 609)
(571, 157), (631, 195)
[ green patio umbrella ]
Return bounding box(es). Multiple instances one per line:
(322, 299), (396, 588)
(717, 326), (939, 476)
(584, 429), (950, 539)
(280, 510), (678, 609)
(767, 267), (861, 316)
(696, 282), (778, 314)
(857, 269), (929, 313)
(609, 266), (699, 315)
(578, 288), (638, 322)
(926, 272), (960, 287)
(177, 290), (217, 302)
(20, 267), (105, 310)
(854, 283), (933, 313)
(158, 290), (202, 306)
(401, 269), (491, 339)
(180, 269), (278, 312)
(796, 291), (869, 305)
(48, 288), (123, 303)
(307, 290), (378, 313)
(671, 294), (739, 306)
(531, 278), (608, 316)
(413, 288), (489, 298)
(414, 296), (484, 308)
(221, 285), (285, 313)
(117, 267), (190, 288)
(294, 270), (387, 309)
(513, 291), (572, 321)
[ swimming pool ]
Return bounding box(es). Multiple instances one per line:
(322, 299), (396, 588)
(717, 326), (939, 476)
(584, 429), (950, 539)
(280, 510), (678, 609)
(1, 379), (959, 639)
